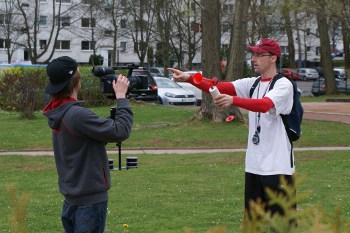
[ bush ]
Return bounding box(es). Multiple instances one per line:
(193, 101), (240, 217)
(78, 66), (114, 107)
(89, 54), (104, 66)
(0, 67), (46, 118)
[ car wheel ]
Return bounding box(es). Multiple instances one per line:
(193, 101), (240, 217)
(157, 96), (163, 105)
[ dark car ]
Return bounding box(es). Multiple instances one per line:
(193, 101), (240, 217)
(311, 78), (350, 96)
(279, 68), (300, 80)
(129, 69), (158, 101)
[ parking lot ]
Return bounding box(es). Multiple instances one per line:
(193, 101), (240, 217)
(297, 79), (349, 96)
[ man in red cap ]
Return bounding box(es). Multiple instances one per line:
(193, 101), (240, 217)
(168, 38), (296, 218)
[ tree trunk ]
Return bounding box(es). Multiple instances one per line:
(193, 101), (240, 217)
(342, 0), (350, 69)
(282, 0), (296, 68)
(315, 0), (337, 94)
(195, 0), (243, 123)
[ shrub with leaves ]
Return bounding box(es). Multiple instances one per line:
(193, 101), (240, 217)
(78, 66), (113, 107)
(241, 175), (350, 233)
(0, 67), (46, 118)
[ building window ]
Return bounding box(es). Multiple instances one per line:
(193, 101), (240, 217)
(120, 19), (127, 29)
(0, 38), (11, 49)
(55, 0), (71, 3)
(191, 22), (201, 33)
(120, 42), (127, 52)
(55, 40), (70, 50)
(306, 28), (311, 36)
(0, 14), (8, 25)
(56, 17), (70, 27)
(40, 40), (47, 49)
(307, 46), (311, 52)
(316, 46), (321, 55)
(280, 46), (289, 54)
(222, 23), (231, 33)
(81, 18), (95, 28)
(134, 41), (147, 52)
(39, 16), (47, 27)
(81, 41), (95, 50)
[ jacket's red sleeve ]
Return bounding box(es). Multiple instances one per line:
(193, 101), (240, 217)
(188, 75), (236, 95)
(233, 96), (274, 113)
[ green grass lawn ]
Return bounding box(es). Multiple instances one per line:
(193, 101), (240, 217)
(1, 99), (350, 232)
(0, 101), (349, 151)
(1, 151), (350, 232)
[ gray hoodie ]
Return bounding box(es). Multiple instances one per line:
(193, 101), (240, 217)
(43, 98), (133, 206)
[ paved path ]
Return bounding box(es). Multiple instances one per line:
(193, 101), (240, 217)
(302, 102), (350, 124)
(1, 146), (350, 156)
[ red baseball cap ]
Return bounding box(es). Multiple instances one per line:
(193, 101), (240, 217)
(247, 38), (282, 57)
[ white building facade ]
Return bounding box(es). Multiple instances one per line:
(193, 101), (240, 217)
(0, 0), (344, 68)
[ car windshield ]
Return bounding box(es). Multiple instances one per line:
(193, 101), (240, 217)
(155, 78), (181, 88)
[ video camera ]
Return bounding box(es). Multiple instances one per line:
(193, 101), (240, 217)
(92, 64), (148, 95)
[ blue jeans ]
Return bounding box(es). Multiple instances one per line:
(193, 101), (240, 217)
(61, 201), (107, 233)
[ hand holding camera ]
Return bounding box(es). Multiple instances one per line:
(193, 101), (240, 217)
(113, 75), (129, 99)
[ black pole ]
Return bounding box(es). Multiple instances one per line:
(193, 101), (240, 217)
(117, 141), (122, 170)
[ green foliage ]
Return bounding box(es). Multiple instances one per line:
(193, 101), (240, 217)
(0, 67), (46, 118)
(78, 66), (113, 107)
(89, 54), (104, 66)
(242, 175), (350, 233)
(333, 59), (345, 68)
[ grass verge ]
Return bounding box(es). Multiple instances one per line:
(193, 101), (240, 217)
(0, 101), (349, 151)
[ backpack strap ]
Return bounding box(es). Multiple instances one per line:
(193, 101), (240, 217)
(249, 76), (262, 98)
(269, 73), (295, 168)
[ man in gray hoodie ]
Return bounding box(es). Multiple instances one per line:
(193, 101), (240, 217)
(43, 56), (133, 233)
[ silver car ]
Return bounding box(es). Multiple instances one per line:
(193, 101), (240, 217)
(154, 77), (197, 105)
(298, 68), (319, 81)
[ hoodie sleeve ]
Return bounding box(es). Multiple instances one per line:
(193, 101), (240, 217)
(65, 99), (133, 143)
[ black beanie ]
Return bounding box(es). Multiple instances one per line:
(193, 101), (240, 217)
(45, 56), (78, 94)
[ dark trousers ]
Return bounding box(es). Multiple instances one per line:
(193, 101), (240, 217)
(245, 172), (296, 218)
(61, 200), (107, 233)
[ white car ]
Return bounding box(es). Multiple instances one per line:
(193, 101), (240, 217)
(154, 77), (197, 106)
(334, 68), (347, 80)
(174, 70), (203, 106)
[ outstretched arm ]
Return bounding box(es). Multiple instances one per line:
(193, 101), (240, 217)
(213, 95), (274, 113)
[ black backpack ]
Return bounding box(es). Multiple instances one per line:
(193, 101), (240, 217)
(249, 74), (303, 142)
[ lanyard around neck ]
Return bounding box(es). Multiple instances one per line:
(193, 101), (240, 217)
(255, 79), (273, 131)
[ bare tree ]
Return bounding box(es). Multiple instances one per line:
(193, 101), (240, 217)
(169, 0), (202, 70)
(0, 0), (22, 63)
(153, 0), (172, 69)
(99, 0), (124, 66)
(225, 0), (250, 80)
(315, 0), (337, 94)
(122, 0), (155, 66)
(14, 0), (83, 63)
(341, 0), (350, 69)
(281, 0), (296, 68)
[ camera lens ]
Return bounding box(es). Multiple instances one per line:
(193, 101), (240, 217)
(92, 66), (115, 76)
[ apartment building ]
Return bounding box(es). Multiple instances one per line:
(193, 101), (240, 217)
(0, 0), (344, 67)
